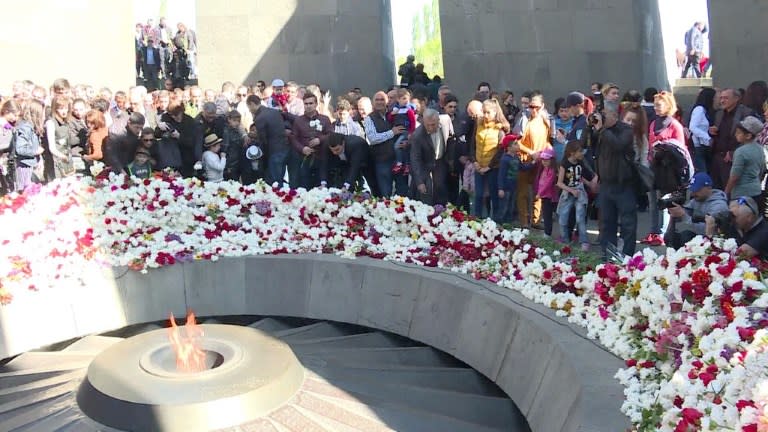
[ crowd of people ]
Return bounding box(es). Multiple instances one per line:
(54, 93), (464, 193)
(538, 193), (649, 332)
(135, 17), (198, 90)
(2, 69), (768, 261)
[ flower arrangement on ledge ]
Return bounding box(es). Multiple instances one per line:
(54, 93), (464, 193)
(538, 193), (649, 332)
(1, 169), (767, 432)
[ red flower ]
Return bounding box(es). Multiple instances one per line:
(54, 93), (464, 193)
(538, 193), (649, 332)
(673, 395), (684, 408)
(736, 400), (756, 412)
(737, 327), (757, 342)
(640, 360), (655, 368)
(680, 407), (703, 424)
(699, 372), (715, 386)
(625, 359), (637, 367)
(743, 424), (758, 432)
(716, 259), (737, 277)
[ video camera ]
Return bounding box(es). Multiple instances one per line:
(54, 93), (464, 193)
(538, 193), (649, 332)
(657, 191), (687, 210)
(692, 210), (733, 232)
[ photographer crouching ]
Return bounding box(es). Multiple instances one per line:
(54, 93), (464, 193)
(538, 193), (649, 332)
(665, 172), (729, 249)
(704, 196), (768, 259)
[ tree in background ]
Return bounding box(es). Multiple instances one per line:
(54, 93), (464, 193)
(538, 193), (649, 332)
(396, 0), (444, 79)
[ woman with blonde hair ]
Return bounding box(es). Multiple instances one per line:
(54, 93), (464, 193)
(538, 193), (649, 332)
(642, 91), (693, 246)
(517, 92), (551, 228)
(468, 99), (507, 219)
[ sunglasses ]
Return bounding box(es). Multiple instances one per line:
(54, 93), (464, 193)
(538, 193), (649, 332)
(529, 105), (542, 110)
(735, 196), (759, 215)
(237, 93), (248, 97)
(142, 138), (155, 142)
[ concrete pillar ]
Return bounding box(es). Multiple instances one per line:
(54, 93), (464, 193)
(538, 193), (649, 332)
(380, 0), (397, 86)
(439, 0), (668, 103)
(196, 0), (393, 96)
(708, 0), (768, 89)
(0, 1), (134, 93)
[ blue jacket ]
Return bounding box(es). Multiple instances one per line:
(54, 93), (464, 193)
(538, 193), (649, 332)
(498, 153), (534, 191)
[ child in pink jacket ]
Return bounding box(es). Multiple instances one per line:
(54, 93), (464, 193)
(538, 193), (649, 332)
(533, 148), (558, 237)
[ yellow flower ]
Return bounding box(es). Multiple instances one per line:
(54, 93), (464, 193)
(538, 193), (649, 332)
(744, 272), (757, 281)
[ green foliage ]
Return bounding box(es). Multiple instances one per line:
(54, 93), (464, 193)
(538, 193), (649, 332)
(395, 0), (444, 78)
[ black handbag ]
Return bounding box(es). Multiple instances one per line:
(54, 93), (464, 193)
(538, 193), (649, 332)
(626, 154), (654, 194)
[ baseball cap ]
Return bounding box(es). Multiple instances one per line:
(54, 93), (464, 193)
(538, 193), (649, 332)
(688, 172), (712, 193)
(500, 133), (521, 150)
(271, 79), (285, 88)
(565, 92), (585, 108)
(539, 148), (555, 160)
(737, 116), (764, 135)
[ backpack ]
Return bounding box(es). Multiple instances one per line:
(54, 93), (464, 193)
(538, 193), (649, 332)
(652, 142), (690, 194)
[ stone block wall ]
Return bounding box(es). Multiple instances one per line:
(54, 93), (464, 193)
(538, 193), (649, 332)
(708, 0), (768, 89)
(438, 0), (668, 103)
(196, 0), (395, 96)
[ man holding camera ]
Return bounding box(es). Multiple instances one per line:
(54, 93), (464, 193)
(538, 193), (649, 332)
(705, 196), (768, 259)
(593, 102), (638, 258)
(666, 172), (728, 249)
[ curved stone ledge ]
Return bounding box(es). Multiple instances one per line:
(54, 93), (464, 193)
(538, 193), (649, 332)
(0, 255), (630, 432)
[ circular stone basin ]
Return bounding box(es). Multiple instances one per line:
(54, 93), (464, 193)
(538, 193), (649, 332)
(77, 324), (304, 432)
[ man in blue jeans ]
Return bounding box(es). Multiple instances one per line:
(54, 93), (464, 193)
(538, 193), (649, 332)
(593, 102), (639, 258)
(362, 91), (407, 197)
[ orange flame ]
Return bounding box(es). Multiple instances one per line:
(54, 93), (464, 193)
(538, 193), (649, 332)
(167, 311), (206, 373)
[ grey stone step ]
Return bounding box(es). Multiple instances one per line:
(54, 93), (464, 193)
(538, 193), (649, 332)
(0, 370), (81, 397)
(307, 390), (513, 432)
(247, 318), (294, 334)
(289, 333), (411, 352)
(0, 370), (73, 390)
(306, 365), (503, 396)
(11, 405), (82, 432)
(1, 352), (92, 373)
(300, 346), (463, 368)
(54, 417), (122, 432)
(304, 376), (522, 430)
(0, 392), (73, 430)
(60, 335), (123, 353)
(274, 322), (359, 342)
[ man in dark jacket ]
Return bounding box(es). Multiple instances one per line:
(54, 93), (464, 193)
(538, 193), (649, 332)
(142, 39), (162, 90)
(104, 112), (144, 174)
(410, 109), (454, 205)
(247, 95), (289, 186)
(710, 89), (753, 189)
(594, 102), (638, 257)
(159, 103), (201, 177)
(398, 55), (416, 87)
(319, 133), (368, 190)
(291, 93), (332, 189)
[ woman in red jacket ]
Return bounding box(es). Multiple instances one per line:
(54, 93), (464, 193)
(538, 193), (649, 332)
(642, 91), (693, 246)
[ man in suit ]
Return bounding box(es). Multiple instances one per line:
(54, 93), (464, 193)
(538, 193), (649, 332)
(142, 39), (162, 90)
(410, 108), (455, 205)
(320, 132), (369, 190)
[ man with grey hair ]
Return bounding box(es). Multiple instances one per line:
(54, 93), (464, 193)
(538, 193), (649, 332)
(196, 102), (225, 139)
(410, 108), (454, 205)
(594, 102), (638, 258)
